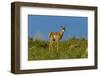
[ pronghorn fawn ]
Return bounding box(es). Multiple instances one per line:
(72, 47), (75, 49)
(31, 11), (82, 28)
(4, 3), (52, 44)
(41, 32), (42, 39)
(49, 26), (65, 51)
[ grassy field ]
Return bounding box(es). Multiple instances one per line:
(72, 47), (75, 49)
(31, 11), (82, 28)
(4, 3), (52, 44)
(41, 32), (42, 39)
(28, 37), (88, 61)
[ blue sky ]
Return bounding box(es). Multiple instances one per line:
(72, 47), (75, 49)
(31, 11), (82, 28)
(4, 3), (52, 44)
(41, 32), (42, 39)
(28, 15), (88, 41)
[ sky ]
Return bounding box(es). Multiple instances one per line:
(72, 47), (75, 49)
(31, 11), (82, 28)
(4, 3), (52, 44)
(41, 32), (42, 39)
(28, 15), (88, 41)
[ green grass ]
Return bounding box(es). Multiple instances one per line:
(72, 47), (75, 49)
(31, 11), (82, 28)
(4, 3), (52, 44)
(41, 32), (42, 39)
(28, 37), (88, 61)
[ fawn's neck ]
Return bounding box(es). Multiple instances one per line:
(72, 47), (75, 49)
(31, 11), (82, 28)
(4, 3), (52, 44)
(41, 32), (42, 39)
(59, 30), (64, 40)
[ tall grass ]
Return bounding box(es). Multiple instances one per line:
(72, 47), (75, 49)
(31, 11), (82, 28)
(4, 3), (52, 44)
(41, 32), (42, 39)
(28, 37), (88, 60)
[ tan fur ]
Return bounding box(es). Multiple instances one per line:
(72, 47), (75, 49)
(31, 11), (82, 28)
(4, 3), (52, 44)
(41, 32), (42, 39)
(49, 26), (65, 51)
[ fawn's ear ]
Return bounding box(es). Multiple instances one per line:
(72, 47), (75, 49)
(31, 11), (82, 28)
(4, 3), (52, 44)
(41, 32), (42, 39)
(60, 26), (63, 28)
(60, 26), (66, 30)
(61, 26), (65, 28)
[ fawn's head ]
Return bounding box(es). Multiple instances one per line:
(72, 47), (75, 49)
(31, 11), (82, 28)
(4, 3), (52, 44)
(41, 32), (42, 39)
(60, 26), (66, 32)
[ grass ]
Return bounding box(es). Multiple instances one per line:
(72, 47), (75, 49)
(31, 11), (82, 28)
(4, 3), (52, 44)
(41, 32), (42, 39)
(28, 37), (88, 61)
